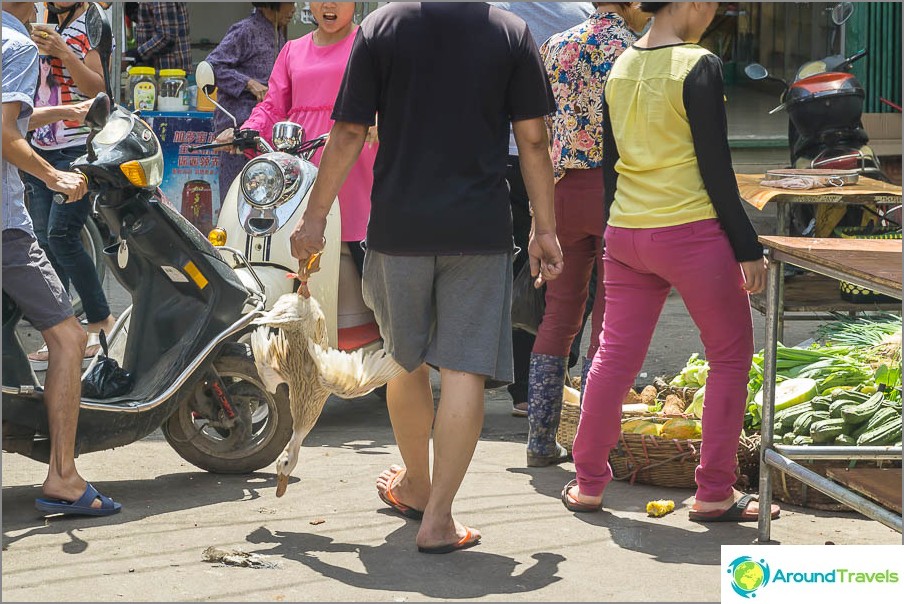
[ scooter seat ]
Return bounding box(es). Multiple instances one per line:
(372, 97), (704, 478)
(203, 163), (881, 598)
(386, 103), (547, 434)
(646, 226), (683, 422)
(337, 322), (382, 352)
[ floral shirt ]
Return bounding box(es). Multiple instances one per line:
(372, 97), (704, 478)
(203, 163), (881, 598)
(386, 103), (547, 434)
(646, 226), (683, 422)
(540, 11), (636, 181)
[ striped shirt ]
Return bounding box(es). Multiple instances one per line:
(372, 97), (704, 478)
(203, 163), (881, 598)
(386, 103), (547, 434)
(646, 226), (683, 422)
(31, 11), (95, 150)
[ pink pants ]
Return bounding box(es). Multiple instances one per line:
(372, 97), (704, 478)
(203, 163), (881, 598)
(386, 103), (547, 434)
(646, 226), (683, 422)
(533, 168), (605, 359)
(573, 219), (754, 502)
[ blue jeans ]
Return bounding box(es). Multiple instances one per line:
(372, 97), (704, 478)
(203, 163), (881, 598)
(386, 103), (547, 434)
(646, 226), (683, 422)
(23, 145), (111, 324)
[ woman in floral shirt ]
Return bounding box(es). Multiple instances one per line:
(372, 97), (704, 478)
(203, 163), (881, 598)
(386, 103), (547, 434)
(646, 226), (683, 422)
(526, 2), (650, 467)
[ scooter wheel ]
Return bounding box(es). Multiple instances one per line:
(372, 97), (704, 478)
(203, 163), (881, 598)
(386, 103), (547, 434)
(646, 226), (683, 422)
(162, 343), (293, 474)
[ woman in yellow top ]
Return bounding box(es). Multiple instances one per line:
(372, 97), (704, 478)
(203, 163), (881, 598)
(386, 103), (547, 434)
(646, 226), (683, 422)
(562, 2), (779, 523)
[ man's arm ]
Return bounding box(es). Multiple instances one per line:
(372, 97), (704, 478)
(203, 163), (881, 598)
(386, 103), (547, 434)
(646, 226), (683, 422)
(28, 100), (91, 131)
(3, 102), (86, 201)
(289, 120), (367, 294)
(513, 116), (563, 285)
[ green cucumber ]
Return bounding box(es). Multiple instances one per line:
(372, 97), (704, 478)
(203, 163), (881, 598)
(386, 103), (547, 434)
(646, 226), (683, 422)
(841, 392), (885, 425)
(810, 418), (847, 443)
(856, 418), (903, 446)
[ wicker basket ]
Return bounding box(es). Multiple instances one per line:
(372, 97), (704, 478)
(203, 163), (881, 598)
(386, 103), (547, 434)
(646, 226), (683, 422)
(556, 379), (699, 455)
(770, 458), (901, 511)
(556, 402), (759, 490)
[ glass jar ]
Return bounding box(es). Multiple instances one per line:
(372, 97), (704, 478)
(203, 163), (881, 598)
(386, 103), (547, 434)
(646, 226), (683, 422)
(128, 66), (157, 111)
(157, 68), (189, 112)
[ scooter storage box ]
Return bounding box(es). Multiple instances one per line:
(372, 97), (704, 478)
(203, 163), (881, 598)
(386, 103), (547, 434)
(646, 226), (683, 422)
(787, 73), (864, 138)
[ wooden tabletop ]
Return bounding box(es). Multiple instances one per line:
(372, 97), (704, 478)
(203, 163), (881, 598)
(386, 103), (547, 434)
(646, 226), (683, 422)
(738, 173), (902, 210)
(825, 467), (902, 515)
(759, 236), (903, 298)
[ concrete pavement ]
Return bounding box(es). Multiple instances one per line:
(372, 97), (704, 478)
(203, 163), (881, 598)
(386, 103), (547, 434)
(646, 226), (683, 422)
(2, 382), (900, 602)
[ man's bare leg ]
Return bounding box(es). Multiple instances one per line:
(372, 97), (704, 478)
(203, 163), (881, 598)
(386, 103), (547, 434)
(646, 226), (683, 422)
(38, 316), (99, 508)
(376, 364), (434, 512)
(416, 368), (484, 549)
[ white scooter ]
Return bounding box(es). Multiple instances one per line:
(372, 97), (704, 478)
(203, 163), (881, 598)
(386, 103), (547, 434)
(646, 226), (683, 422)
(190, 62), (381, 356)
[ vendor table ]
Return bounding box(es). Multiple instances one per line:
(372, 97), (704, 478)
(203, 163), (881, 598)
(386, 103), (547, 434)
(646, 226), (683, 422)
(738, 174), (902, 342)
(757, 236), (903, 542)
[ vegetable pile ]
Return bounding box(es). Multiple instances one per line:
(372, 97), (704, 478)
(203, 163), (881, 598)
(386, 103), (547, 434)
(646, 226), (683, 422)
(661, 314), (902, 443)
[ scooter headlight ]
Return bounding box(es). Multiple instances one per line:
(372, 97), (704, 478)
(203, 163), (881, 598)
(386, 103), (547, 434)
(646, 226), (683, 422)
(241, 159), (284, 207)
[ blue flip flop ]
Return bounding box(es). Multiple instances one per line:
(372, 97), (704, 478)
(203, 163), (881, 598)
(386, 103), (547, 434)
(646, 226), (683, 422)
(35, 482), (122, 517)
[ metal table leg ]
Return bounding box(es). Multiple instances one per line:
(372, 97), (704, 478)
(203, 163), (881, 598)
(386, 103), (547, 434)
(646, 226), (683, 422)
(774, 201), (790, 344)
(757, 253), (783, 543)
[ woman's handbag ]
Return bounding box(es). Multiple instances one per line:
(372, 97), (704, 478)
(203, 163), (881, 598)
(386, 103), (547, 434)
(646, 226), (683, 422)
(511, 260), (546, 335)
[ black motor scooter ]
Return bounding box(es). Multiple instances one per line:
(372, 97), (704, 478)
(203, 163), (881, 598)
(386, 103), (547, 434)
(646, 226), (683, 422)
(3, 7), (292, 473)
(745, 2), (895, 236)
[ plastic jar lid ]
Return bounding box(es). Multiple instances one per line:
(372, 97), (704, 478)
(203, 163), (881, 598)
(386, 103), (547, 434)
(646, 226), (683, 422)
(159, 69), (187, 78)
(129, 66), (156, 76)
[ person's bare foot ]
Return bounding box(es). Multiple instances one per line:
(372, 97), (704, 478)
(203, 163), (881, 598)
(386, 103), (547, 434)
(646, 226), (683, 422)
(376, 465), (429, 515)
(567, 483), (602, 508)
(416, 516), (481, 552)
(42, 475), (102, 509)
(87, 315), (117, 337)
(691, 489), (779, 517)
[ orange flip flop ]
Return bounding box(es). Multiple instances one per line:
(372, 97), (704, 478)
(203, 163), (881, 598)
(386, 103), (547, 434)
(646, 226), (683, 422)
(417, 527), (481, 554)
(377, 466), (424, 520)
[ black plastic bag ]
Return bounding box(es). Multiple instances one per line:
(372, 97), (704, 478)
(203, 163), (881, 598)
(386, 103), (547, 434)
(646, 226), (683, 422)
(81, 330), (133, 399)
(511, 260), (546, 335)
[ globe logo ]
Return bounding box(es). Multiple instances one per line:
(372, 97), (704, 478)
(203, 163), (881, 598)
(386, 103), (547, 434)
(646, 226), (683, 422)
(727, 556), (771, 598)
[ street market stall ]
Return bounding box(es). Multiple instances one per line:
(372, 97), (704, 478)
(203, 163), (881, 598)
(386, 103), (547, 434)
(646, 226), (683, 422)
(738, 173), (902, 341)
(756, 236), (903, 541)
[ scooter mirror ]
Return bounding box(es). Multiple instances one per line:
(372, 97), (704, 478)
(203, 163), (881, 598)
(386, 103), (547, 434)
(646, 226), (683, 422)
(196, 61), (216, 95)
(195, 61), (238, 128)
(84, 2), (103, 47)
(744, 63), (769, 81)
(832, 2), (854, 26)
(84, 3), (114, 102)
(85, 92), (111, 131)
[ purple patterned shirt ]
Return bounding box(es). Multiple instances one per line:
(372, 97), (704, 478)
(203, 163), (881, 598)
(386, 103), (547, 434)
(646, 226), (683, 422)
(206, 9), (286, 135)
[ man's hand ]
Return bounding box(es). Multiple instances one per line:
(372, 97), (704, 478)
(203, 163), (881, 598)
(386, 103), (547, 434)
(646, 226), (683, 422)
(246, 79), (268, 103)
(289, 214), (327, 298)
(65, 99), (94, 124)
(528, 231), (564, 288)
(46, 170), (87, 203)
(741, 257), (768, 294)
(213, 127), (245, 155)
(31, 25), (70, 59)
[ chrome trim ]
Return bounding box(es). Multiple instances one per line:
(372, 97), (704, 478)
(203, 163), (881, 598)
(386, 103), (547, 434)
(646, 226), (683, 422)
(217, 246), (267, 299)
(2, 385), (37, 396)
(238, 157), (316, 236)
(78, 299), (264, 412)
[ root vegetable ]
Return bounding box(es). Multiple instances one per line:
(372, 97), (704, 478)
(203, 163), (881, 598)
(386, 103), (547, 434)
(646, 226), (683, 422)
(640, 385), (657, 406)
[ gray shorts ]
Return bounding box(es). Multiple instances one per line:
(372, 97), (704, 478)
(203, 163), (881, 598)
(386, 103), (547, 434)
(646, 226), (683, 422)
(2, 228), (73, 331)
(362, 250), (514, 386)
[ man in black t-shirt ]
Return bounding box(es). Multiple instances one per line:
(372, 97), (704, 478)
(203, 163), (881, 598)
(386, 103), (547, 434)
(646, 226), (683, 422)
(290, 2), (563, 554)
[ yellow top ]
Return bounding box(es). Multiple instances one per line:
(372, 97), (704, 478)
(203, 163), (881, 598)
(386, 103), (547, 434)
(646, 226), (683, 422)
(129, 66), (156, 77)
(605, 44), (718, 228)
(158, 69), (187, 78)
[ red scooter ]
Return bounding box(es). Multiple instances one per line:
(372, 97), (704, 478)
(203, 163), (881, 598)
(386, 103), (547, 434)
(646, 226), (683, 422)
(745, 3), (895, 235)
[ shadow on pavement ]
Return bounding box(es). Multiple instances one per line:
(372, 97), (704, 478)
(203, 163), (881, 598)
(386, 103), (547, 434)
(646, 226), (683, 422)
(508, 465), (766, 566)
(1, 471), (289, 551)
(245, 523), (565, 599)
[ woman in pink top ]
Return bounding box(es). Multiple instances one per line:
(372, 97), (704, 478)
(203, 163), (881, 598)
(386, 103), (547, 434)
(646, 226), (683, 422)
(217, 2), (374, 255)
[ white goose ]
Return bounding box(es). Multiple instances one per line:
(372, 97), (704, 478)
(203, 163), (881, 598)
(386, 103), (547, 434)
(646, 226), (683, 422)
(250, 293), (403, 497)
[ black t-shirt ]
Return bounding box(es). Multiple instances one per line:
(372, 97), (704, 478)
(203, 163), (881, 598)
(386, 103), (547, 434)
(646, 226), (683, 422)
(332, 2), (556, 255)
